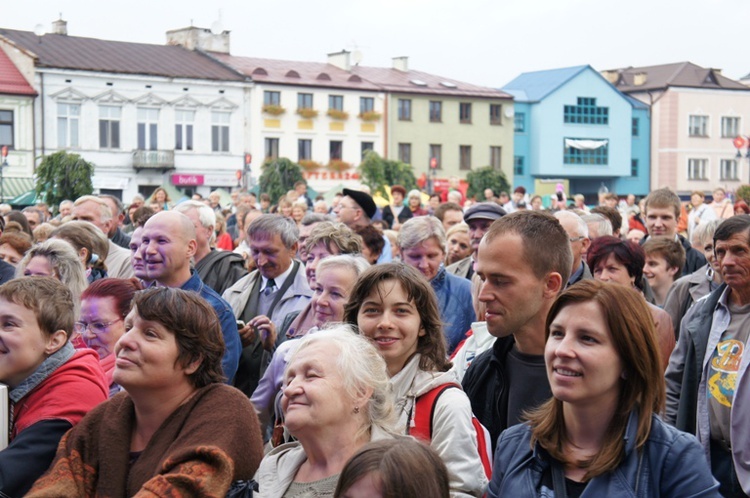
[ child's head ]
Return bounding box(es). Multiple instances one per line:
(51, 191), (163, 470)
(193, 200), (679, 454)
(334, 438), (450, 498)
(344, 263), (449, 373)
(642, 237), (685, 285)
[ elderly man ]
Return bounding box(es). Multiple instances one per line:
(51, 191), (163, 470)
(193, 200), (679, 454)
(72, 195), (133, 278)
(98, 195), (131, 249)
(22, 207), (45, 231)
(139, 211), (240, 382)
(56, 200), (74, 220)
(335, 188), (392, 263)
(554, 210), (592, 287)
(222, 214), (312, 396)
(447, 202), (506, 280)
(173, 200), (247, 296)
(666, 215), (750, 496)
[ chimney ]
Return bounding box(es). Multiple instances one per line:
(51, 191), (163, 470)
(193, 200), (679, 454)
(51, 18), (67, 36)
(392, 56), (409, 72)
(600, 70), (619, 84)
(633, 72), (647, 86)
(166, 26), (230, 54)
(327, 50), (351, 71)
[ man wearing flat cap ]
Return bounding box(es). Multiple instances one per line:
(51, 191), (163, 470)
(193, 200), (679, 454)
(447, 202), (506, 280)
(335, 188), (392, 263)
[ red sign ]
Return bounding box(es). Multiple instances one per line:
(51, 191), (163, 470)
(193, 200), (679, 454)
(734, 136), (747, 149)
(244, 153), (252, 166)
(235, 170), (242, 180)
(171, 174), (204, 186)
(0, 146), (7, 158)
(430, 157), (438, 169)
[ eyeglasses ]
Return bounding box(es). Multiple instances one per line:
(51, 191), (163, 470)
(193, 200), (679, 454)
(74, 318), (122, 334)
(568, 236), (586, 243)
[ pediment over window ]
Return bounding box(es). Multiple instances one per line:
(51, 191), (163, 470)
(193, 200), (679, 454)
(133, 92), (168, 107)
(171, 95), (203, 108)
(252, 67), (268, 76)
(285, 70), (300, 78)
(49, 87), (89, 102)
(207, 96), (238, 110)
(316, 72), (331, 81)
(92, 90), (129, 104)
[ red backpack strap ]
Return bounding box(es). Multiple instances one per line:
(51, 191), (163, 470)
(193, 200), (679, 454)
(410, 383), (460, 442)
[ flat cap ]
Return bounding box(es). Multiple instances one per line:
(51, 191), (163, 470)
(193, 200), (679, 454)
(464, 202), (507, 222)
(343, 188), (377, 219)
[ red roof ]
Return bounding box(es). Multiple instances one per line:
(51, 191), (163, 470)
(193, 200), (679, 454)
(0, 48), (36, 96)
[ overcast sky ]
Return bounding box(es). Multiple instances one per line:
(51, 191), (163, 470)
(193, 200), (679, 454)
(2, 0), (748, 88)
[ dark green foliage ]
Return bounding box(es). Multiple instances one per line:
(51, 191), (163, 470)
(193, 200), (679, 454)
(358, 151), (417, 198)
(465, 166), (511, 200)
(258, 157), (305, 205)
(35, 151), (94, 211)
(736, 184), (750, 204)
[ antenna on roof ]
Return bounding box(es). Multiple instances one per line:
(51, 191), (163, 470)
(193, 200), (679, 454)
(33, 24), (46, 37)
(210, 9), (224, 34)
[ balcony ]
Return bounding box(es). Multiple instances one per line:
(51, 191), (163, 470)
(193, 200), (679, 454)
(132, 150), (175, 172)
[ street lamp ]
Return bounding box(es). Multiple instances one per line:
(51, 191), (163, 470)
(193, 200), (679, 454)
(0, 146), (8, 203)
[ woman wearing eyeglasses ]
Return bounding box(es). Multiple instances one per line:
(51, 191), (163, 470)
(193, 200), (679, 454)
(79, 278), (143, 396)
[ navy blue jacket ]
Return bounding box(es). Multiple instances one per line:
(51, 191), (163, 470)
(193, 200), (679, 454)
(431, 266), (475, 354)
(489, 411), (719, 497)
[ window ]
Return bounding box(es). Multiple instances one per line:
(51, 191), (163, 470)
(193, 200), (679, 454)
(687, 158), (708, 180)
(514, 112), (525, 132)
(429, 144), (442, 169)
(360, 97), (374, 114)
(398, 143), (412, 164)
(99, 105), (121, 149)
(264, 91), (280, 106)
(514, 156), (524, 175)
(330, 140), (343, 161)
(632, 118), (639, 137)
(211, 111), (230, 152)
(298, 139), (312, 161)
(563, 138), (608, 165)
(720, 159), (738, 181)
(429, 101), (442, 122)
(0, 110), (12, 148)
(721, 117), (740, 138)
(361, 142), (374, 160)
(490, 146), (502, 171)
(564, 97), (608, 124)
(398, 99), (412, 121)
(490, 104), (502, 125)
(137, 108), (159, 151)
(174, 109), (195, 151)
(329, 95), (343, 111)
(298, 93), (313, 110)
(689, 115), (708, 137)
(265, 138), (279, 160)
(631, 159), (638, 176)
(57, 103), (80, 148)
(459, 103), (472, 124)
(459, 145), (472, 170)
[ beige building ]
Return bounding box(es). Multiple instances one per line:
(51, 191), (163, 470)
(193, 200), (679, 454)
(604, 62), (750, 195)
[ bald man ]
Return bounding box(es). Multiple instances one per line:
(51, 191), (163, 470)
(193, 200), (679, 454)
(140, 211), (240, 382)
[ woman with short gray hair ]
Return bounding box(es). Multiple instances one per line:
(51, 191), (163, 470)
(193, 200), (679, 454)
(397, 216), (475, 353)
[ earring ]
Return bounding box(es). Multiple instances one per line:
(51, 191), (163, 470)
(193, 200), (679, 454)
(353, 406), (360, 414)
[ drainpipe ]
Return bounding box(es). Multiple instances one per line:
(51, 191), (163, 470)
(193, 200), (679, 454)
(39, 71), (45, 162)
(383, 93), (388, 158)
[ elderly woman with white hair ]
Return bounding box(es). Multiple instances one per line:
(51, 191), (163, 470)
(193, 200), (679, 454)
(407, 189), (428, 217)
(256, 328), (395, 497)
(397, 216), (475, 353)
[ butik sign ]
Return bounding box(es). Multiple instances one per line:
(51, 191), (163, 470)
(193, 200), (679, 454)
(171, 174), (205, 186)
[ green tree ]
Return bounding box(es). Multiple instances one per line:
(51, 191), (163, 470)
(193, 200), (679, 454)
(258, 157), (305, 205)
(35, 151), (95, 211)
(358, 151), (417, 197)
(736, 184), (750, 204)
(465, 166), (511, 200)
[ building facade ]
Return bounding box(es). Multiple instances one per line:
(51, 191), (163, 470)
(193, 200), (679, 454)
(503, 65), (650, 199)
(604, 62), (750, 196)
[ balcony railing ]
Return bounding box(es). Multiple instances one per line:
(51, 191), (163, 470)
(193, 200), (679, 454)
(132, 150), (175, 170)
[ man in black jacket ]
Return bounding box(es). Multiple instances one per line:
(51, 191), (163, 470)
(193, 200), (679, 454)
(462, 211), (571, 448)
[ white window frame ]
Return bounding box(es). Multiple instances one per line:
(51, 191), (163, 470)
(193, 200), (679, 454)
(137, 108), (159, 151)
(211, 111), (231, 153)
(688, 115), (708, 137)
(720, 159), (739, 181)
(687, 158), (708, 181)
(57, 102), (80, 148)
(721, 116), (740, 138)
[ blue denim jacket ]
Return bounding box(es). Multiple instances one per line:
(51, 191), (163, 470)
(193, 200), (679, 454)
(489, 411), (720, 497)
(431, 266), (476, 353)
(182, 270), (241, 383)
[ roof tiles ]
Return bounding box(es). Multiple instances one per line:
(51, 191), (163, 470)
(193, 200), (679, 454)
(0, 47), (35, 96)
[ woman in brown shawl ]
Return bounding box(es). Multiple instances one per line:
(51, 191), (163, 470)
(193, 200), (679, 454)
(28, 287), (264, 497)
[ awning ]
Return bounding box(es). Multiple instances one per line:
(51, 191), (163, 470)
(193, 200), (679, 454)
(1, 177), (36, 203)
(564, 139), (608, 150)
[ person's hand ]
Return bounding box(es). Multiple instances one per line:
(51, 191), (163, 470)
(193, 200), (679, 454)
(238, 322), (256, 348)
(249, 315), (277, 351)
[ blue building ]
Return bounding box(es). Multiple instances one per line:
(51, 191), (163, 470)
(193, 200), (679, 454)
(502, 65), (650, 199)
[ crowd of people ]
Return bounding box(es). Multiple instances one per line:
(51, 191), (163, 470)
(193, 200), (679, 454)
(0, 178), (747, 497)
